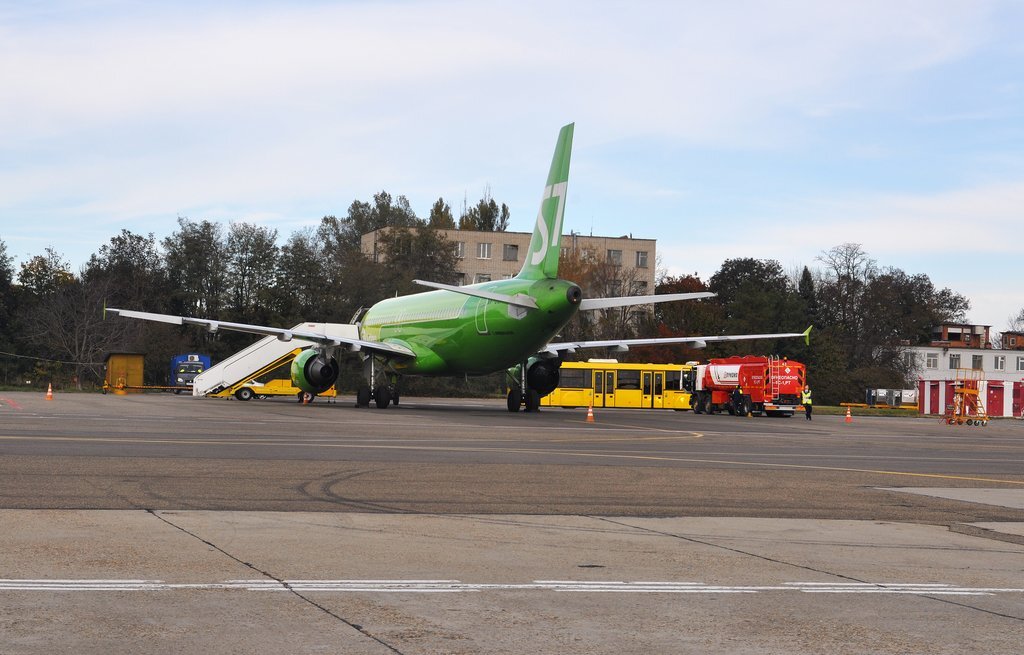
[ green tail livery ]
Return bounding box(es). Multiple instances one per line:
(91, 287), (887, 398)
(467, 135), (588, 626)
(107, 123), (810, 412)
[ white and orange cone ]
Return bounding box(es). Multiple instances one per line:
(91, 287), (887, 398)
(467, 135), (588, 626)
(586, 404), (595, 423)
(45, 383), (53, 401)
(845, 406), (852, 423)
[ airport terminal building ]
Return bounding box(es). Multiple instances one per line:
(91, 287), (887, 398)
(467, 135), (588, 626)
(908, 324), (1024, 417)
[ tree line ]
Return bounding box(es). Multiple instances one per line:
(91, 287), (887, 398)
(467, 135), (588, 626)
(0, 190), (990, 404)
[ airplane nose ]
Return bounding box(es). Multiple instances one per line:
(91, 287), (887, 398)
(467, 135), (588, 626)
(566, 285), (582, 305)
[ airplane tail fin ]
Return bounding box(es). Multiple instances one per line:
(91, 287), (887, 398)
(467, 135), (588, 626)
(517, 123), (574, 280)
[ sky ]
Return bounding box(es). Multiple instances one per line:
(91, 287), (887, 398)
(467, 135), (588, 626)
(1, 0), (1022, 331)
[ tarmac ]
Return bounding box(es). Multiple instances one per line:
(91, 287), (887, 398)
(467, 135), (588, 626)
(1, 508), (1023, 654)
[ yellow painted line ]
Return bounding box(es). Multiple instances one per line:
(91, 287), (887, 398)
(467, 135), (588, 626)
(2, 434), (1023, 486)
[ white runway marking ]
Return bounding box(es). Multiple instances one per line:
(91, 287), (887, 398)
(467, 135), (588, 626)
(1, 579), (1021, 596)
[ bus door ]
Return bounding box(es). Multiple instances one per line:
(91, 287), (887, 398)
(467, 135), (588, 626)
(592, 370), (615, 407)
(643, 371), (665, 408)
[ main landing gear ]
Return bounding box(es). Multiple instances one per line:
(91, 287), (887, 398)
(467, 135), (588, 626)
(506, 363), (541, 413)
(356, 357), (400, 409)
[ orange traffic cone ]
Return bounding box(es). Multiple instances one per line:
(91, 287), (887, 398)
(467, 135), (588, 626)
(586, 404), (595, 423)
(845, 406), (852, 423)
(45, 383), (53, 401)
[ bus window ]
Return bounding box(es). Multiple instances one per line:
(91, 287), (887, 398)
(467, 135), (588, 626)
(559, 368), (586, 388)
(617, 370), (640, 390)
(643, 373), (651, 395)
(654, 373), (663, 396)
(594, 371), (604, 394)
(666, 369), (681, 390)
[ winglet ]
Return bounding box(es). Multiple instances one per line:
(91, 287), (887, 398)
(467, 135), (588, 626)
(803, 325), (813, 345)
(517, 123), (574, 280)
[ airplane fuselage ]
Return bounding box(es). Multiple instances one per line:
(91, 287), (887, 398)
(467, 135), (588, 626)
(360, 278), (582, 375)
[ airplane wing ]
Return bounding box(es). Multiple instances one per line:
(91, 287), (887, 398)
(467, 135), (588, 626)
(540, 326), (812, 356)
(104, 308), (416, 358)
(578, 291), (715, 310)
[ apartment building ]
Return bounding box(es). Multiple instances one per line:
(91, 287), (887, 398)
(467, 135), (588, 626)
(362, 228), (656, 291)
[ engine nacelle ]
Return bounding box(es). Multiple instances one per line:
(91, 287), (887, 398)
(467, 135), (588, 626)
(526, 358), (560, 397)
(290, 349), (339, 394)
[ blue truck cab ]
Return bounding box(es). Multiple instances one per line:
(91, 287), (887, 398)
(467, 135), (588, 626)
(170, 353), (212, 394)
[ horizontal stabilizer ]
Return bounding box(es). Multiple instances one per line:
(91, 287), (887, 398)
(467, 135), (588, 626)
(412, 280), (538, 309)
(579, 291), (716, 311)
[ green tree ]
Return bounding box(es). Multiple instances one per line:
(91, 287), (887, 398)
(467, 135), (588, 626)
(84, 230), (166, 310)
(272, 227), (337, 324)
(427, 198), (456, 229)
(162, 218), (229, 354)
(376, 227), (459, 296)
(458, 188), (510, 231)
(225, 222), (279, 324)
(17, 247), (75, 299)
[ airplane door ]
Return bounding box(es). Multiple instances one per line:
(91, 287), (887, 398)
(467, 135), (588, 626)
(474, 299), (489, 334)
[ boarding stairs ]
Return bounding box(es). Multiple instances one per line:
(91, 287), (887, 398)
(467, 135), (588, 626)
(191, 322), (359, 397)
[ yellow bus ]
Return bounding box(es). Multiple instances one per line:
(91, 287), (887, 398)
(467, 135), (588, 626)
(540, 360), (696, 410)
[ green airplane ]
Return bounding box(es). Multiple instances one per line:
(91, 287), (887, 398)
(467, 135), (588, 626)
(107, 123), (810, 412)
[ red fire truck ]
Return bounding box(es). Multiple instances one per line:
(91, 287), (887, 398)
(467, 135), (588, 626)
(688, 355), (807, 417)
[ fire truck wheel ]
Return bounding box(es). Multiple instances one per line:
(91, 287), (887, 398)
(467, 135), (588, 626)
(740, 398), (752, 416)
(692, 393), (703, 414)
(703, 394), (714, 414)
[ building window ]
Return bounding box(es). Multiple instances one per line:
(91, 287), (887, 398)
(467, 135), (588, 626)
(635, 250), (649, 268)
(503, 244), (519, 261)
(972, 355), (983, 370)
(475, 273), (491, 283)
(455, 273), (466, 286)
(477, 242), (491, 259)
(949, 354), (961, 369)
(607, 249), (622, 266)
(1017, 356), (1024, 372)
(995, 355), (1006, 371)
(454, 241), (465, 259)
(926, 353), (938, 369)
(1011, 336), (1018, 347)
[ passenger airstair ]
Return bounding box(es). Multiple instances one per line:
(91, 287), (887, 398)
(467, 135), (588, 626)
(191, 322), (359, 397)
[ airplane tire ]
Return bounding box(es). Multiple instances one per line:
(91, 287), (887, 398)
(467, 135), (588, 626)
(525, 389), (541, 412)
(356, 386), (372, 407)
(374, 386), (391, 409)
(507, 388), (522, 412)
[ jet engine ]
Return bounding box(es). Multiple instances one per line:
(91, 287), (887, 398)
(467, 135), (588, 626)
(525, 357), (560, 397)
(290, 349), (339, 394)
